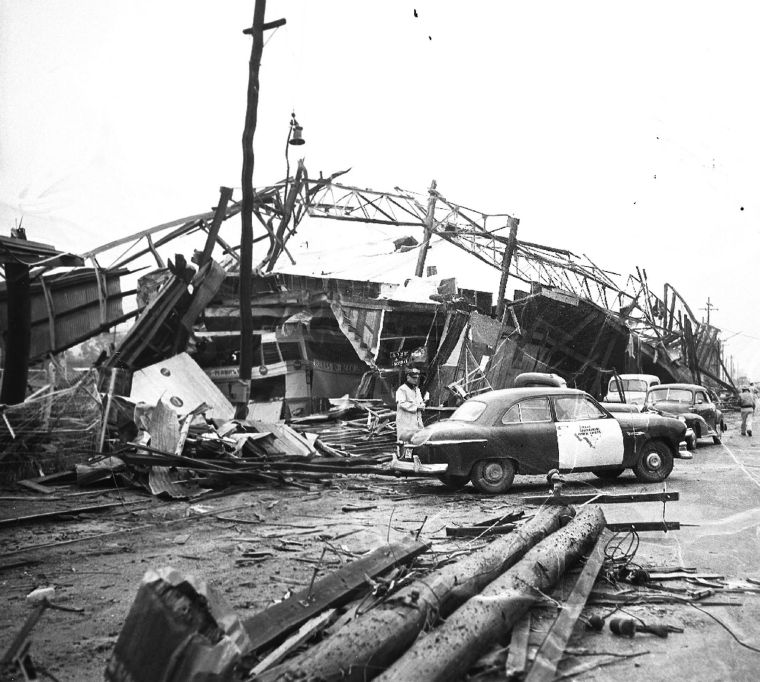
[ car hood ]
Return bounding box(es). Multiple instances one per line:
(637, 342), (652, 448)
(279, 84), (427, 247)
(646, 400), (690, 415)
(409, 420), (487, 445)
(613, 411), (686, 435)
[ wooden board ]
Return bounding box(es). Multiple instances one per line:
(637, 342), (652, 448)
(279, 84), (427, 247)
(522, 491), (679, 505)
(607, 521), (681, 532)
(445, 524), (516, 537)
(242, 538), (428, 654)
(524, 528), (613, 682)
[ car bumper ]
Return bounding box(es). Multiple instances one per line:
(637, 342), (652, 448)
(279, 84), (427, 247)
(677, 429), (695, 458)
(390, 446), (448, 475)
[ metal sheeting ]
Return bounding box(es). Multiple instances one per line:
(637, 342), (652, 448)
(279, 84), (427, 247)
(130, 353), (235, 422)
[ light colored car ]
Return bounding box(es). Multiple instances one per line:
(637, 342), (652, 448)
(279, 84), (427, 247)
(604, 374), (660, 405)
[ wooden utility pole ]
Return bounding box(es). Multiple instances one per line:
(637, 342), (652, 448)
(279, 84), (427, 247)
(0, 262), (31, 404)
(239, 1), (285, 414)
(496, 216), (520, 319)
(701, 296), (718, 326)
(414, 180), (438, 277)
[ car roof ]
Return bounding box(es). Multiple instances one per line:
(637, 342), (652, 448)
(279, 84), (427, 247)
(467, 387), (586, 404)
(650, 383), (703, 391)
(613, 374), (660, 381)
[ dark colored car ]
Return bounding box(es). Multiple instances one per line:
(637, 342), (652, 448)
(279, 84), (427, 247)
(644, 384), (725, 447)
(391, 387), (687, 493)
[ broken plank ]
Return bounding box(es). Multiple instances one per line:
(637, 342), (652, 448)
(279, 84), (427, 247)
(522, 492), (679, 505)
(0, 500), (142, 529)
(505, 612), (531, 680)
(249, 609), (337, 676)
(607, 521), (681, 532)
(16, 479), (56, 495)
(445, 524), (516, 537)
(474, 509), (525, 526)
(242, 537), (428, 654)
(524, 528), (613, 682)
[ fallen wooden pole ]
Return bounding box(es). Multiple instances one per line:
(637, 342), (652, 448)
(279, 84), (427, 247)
(375, 506), (606, 682)
(258, 506), (572, 682)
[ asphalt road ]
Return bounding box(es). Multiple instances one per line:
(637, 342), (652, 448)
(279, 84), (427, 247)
(563, 410), (760, 681)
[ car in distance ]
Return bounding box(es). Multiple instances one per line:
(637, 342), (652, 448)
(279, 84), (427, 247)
(391, 387), (687, 493)
(604, 374), (660, 405)
(644, 383), (725, 447)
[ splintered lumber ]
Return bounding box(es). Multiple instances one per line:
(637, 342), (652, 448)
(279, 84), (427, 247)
(250, 608), (337, 676)
(524, 528), (613, 682)
(376, 506), (606, 682)
(522, 491), (679, 505)
(607, 521), (681, 532)
(258, 506), (572, 682)
(0, 500), (139, 529)
(243, 537), (429, 654)
(445, 523), (516, 537)
(505, 612), (531, 680)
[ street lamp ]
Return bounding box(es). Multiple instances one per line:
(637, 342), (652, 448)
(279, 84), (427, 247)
(288, 112), (305, 145)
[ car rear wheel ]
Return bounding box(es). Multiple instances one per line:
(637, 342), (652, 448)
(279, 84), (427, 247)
(592, 467), (625, 480)
(436, 474), (469, 490)
(633, 440), (674, 483)
(470, 459), (516, 494)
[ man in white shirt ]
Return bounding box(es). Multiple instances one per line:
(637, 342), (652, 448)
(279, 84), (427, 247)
(395, 367), (428, 442)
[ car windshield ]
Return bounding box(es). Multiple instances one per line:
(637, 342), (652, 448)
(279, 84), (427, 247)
(608, 378), (648, 393)
(648, 387), (692, 403)
(451, 400), (487, 422)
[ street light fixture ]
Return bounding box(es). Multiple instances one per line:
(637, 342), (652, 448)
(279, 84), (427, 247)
(288, 112), (305, 145)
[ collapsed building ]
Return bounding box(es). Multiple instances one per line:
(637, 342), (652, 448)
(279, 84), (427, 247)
(0, 172), (735, 477)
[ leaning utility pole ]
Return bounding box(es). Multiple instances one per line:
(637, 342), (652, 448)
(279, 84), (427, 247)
(239, 1), (285, 413)
(414, 180), (438, 278)
(496, 216), (520, 319)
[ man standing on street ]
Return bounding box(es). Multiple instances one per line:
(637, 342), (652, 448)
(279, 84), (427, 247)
(395, 366), (428, 442)
(739, 386), (756, 437)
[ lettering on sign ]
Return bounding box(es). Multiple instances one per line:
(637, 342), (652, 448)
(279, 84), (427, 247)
(390, 350), (411, 367)
(574, 424), (602, 448)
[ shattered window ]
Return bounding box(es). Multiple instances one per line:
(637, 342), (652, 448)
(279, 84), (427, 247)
(262, 343), (282, 364)
(279, 342), (302, 361)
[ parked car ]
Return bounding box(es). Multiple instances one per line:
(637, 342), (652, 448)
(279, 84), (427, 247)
(604, 374), (660, 405)
(391, 387), (687, 493)
(645, 383), (725, 447)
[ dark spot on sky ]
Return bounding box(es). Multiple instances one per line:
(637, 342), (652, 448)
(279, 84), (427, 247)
(414, 9), (418, 17)
(741, 206), (745, 211)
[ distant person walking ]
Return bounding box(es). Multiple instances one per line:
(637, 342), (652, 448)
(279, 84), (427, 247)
(739, 386), (756, 437)
(395, 367), (428, 442)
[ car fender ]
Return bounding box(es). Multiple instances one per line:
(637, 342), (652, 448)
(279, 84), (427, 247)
(680, 412), (714, 436)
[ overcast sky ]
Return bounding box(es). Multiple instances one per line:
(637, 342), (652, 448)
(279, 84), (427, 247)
(2, 1), (759, 378)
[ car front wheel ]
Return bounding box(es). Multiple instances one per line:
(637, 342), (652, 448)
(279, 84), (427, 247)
(470, 459), (516, 494)
(633, 440), (674, 482)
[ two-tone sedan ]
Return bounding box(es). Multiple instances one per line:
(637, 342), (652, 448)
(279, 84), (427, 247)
(392, 387), (687, 494)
